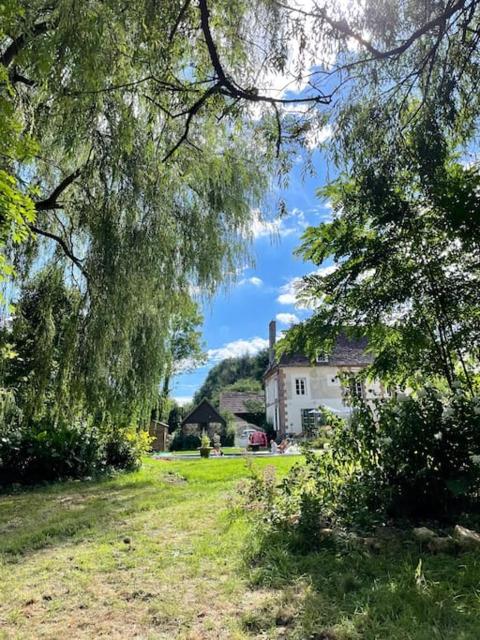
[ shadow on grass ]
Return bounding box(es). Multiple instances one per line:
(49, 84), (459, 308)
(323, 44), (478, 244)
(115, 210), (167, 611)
(0, 469), (185, 557)
(0, 456), (289, 559)
(244, 530), (480, 640)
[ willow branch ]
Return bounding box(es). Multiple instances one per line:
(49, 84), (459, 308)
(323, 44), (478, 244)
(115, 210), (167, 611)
(35, 169), (81, 211)
(275, 0), (472, 61)
(169, 0), (192, 42)
(162, 82), (222, 161)
(10, 69), (35, 86)
(1, 21), (50, 67)
(29, 224), (87, 278)
(198, 0), (331, 106)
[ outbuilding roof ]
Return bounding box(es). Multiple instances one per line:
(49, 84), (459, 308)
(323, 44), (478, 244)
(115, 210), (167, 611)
(219, 391), (265, 416)
(181, 399), (226, 426)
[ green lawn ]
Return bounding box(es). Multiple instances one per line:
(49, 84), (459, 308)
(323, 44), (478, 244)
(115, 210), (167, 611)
(0, 456), (479, 639)
(165, 447), (245, 456)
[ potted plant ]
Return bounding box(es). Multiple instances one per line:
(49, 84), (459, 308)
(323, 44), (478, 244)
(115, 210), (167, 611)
(199, 431), (211, 458)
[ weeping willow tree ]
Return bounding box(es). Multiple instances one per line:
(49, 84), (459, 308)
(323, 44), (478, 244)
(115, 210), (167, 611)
(1, 0), (324, 425)
(5, 0), (480, 427)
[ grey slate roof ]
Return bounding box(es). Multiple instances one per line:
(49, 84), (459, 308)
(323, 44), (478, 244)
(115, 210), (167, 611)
(219, 391), (265, 416)
(266, 334), (372, 376)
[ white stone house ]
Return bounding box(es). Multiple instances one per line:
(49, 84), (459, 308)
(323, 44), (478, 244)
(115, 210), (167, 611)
(264, 320), (385, 436)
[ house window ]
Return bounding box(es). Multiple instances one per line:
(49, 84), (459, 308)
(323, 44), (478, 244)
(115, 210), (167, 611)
(349, 377), (364, 399)
(343, 375), (365, 403)
(301, 408), (320, 435)
(315, 350), (329, 364)
(295, 378), (306, 396)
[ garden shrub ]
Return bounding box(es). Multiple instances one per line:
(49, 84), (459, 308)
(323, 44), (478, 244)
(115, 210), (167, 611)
(223, 423), (235, 446)
(103, 426), (152, 471)
(240, 385), (480, 547)
(0, 415), (102, 485)
(304, 425), (333, 449)
(0, 397), (152, 486)
(343, 385), (480, 520)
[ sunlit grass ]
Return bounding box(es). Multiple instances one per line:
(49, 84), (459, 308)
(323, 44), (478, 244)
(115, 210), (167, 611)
(0, 456), (296, 639)
(0, 455), (479, 639)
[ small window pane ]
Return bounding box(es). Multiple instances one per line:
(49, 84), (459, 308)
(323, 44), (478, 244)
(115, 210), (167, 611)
(295, 378), (306, 395)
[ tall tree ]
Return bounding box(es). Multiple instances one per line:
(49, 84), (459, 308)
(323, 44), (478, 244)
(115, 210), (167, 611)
(157, 298), (205, 419)
(283, 113), (480, 390)
(193, 349), (269, 406)
(0, 0), (303, 422)
(4, 0), (480, 422)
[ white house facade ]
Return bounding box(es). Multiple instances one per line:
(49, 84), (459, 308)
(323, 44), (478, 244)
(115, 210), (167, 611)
(264, 320), (385, 436)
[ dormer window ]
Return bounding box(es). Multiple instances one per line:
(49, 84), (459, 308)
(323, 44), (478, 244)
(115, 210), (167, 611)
(315, 350), (329, 364)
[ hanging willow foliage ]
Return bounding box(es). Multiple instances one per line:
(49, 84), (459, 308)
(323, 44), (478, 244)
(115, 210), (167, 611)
(0, 0), (298, 423)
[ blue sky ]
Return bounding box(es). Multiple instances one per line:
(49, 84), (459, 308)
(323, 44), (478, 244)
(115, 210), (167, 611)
(172, 146), (335, 404)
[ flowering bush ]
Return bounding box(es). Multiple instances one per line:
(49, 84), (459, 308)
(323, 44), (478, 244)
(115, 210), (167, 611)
(240, 385), (480, 546)
(200, 430), (211, 448)
(103, 425), (152, 471)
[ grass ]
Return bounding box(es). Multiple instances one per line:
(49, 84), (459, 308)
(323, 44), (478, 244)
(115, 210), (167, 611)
(0, 455), (296, 639)
(1, 456), (480, 639)
(248, 533), (480, 640)
(166, 447), (245, 456)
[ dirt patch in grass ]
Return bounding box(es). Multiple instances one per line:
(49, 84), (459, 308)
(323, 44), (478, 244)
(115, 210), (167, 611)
(162, 471), (188, 485)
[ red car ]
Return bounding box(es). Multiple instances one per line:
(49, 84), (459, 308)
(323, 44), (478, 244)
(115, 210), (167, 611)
(248, 430), (268, 450)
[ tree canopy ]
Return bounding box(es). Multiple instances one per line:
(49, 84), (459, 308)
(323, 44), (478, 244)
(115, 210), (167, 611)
(0, 0), (292, 424)
(282, 110), (480, 391)
(3, 0), (480, 478)
(193, 350), (268, 406)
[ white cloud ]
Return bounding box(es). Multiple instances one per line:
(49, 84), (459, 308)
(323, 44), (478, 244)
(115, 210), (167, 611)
(314, 264), (337, 278)
(304, 124), (334, 150)
(318, 124), (333, 143)
(250, 210), (292, 239)
(277, 264), (338, 308)
(173, 356), (207, 374)
(174, 396), (193, 406)
(308, 200), (333, 221)
(277, 277), (304, 306)
(207, 337), (269, 362)
(239, 276), (263, 287)
(290, 207), (309, 230)
(276, 312), (300, 326)
(250, 207), (310, 241)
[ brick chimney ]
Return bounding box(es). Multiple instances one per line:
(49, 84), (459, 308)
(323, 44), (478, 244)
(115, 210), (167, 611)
(268, 319), (276, 364)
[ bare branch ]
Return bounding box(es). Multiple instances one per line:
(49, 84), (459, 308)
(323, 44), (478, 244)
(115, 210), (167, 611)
(1, 21), (50, 67)
(35, 169), (81, 211)
(29, 223), (87, 278)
